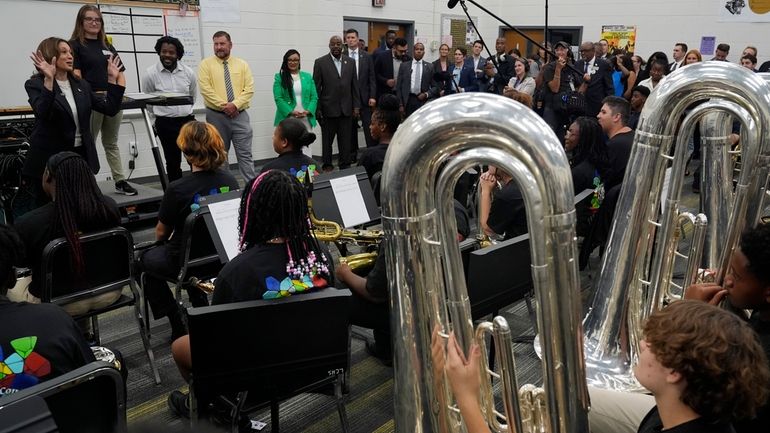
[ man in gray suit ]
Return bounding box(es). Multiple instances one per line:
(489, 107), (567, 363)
(313, 35), (360, 171)
(396, 42), (438, 118)
(344, 28), (377, 159)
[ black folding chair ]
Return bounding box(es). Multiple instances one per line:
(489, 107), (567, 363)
(186, 289), (352, 433)
(138, 207), (224, 335)
(0, 395), (57, 433)
(0, 361), (126, 433)
(41, 227), (160, 384)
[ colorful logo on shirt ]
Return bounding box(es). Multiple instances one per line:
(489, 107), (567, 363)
(190, 186), (232, 212)
(289, 164), (318, 185)
(0, 337), (51, 397)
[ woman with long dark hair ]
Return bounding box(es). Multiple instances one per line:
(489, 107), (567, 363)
(21, 37), (123, 213)
(564, 116), (609, 193)
(273, 49), (318, 138)
(12, 152), (121, 313)
(168, 169), (332, 416)
(70, 4), (135, 196)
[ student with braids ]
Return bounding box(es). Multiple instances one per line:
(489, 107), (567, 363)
(359, 94), (401, 181)
(0, 224), (98, 396)
(259, 117), (320, 175)
(167, 169), (332, 418)
(12, 152), (121, 314)
(139, 121), (239, 340)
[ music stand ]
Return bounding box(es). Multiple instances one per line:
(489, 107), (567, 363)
(312, 167), (380, 228)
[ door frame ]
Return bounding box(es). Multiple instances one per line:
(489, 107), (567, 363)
(343, 16), (415, 52)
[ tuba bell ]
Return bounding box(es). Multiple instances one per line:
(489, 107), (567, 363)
(583, 61), (770, 391)
(381, 93), (589, 433)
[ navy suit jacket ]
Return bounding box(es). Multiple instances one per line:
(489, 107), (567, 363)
(344, 48), (376, 106)
(374, 49), (411, 98)
(445, 63), (479, 94)
(23, 75), (124, 179)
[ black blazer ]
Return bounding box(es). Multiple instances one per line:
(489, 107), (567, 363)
(343, 48), (376, 106)
(574, 57), (614, 117)
(396, 59), (438, 107)
(374, 49), (411, 98)
(23, 75), (124, 179)
(312, 54), (360, 119)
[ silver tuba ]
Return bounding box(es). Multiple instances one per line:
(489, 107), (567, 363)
(583, 62), (770, 391)
(381, 93), (589, 433)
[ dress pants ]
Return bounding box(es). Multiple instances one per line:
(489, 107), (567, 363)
(155, 115), (195, 182)
(351, 106), (375, 162)
(321, 116), (353, 170)
(405, 94), (425, 118)
(91, 110), (125, 182)
(206, 108), (256, 182)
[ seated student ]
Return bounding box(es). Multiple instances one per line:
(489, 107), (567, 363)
(478, 166), (526, 240)
(335, 199), (470, 366)
(628, 85), (650, 130)
(564, 117), (609, 237)
(436, 300), (769, 433)
(139, 121), (239, 340)
(12, 152), (121, 314)
(167, 169), (333, 417)
(259, 117), (319, 174)
(0, 224), (96, 396)
(590, 223), (770, 433)
(359, 94), (400, 181)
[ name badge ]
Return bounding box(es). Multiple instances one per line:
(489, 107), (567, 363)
(102, 50), (113, 56)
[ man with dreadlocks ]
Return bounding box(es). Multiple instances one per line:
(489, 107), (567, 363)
(11, 152), (121, 314)
(167, 169), (333, 419)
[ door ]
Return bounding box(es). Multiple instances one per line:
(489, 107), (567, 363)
(368, 22), (407, 53)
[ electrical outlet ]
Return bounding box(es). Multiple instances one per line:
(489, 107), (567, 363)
(129, 141), (138, 157)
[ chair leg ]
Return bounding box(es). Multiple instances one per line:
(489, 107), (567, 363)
(525, 294), (538, 334)
(334, 378), (350, 433)
(270, 400), (280, 433)
(91, 315), (101, 345)
(132, 299), (161, 384)
(190, 383), (198, 427)
(231, 391), (248, 433)
(140, 273), (151, 339)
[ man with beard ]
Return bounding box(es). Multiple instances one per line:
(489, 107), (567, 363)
(198, 31), (256, 181)
(396, 42), (437, 117)
(142, 36), (196, 182)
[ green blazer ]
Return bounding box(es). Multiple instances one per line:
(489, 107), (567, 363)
(273, 70), (318, 127)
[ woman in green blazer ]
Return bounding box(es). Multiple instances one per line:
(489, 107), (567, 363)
(273, 49), (318, 130)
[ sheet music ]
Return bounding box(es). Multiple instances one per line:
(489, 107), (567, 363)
(329, 175), (370, 228)
(207, 198), (241, 261)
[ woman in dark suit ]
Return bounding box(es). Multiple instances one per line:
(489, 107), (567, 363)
(446, 47), (478, 94)
(22, 37), (123, 211)
(273, 49), (318, 133)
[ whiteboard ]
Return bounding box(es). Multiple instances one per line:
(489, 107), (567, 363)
(0, 0), (203, 107)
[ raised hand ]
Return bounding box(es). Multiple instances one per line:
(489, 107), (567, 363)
(106, 54), (121, 83)
(31, 51), (56, 80)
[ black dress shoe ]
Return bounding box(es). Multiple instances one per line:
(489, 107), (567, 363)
(167, 390), (190, 418)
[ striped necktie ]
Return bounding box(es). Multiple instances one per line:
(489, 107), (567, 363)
(223, 60), (235, 102)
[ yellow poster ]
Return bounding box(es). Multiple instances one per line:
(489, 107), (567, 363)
(600, 25), (637, 55)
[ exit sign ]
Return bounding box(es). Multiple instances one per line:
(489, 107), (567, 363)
(373, 0), (385, 6)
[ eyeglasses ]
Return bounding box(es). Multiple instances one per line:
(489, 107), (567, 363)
(83, 17), (102, 23)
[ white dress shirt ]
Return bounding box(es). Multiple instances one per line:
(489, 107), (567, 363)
(349, 48), (359, 75)
(142, 62), (197, 117)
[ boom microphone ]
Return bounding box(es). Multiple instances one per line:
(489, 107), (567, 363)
(447, 0), (460, 9)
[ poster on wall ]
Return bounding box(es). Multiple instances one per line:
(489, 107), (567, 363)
(719, 0), (770, 21)
(441, 15), (478, 49)
(600, 25), (636, 54)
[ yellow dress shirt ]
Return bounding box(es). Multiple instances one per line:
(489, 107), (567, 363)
(197, 55), (254, 111)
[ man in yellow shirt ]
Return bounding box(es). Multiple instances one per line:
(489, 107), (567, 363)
(197, 31), (255, 181)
